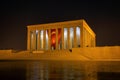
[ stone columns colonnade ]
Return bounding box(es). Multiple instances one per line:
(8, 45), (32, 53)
(29, 27), (79, 51)
(27, 20), (96, 51)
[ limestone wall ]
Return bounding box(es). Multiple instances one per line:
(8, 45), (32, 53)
(72, 46), (120, 60)
(0, 46), (120, 61)
(0, 50), (13, 58)
(0, 50), (12, 53)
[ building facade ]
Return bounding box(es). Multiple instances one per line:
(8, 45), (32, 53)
(27, 19), (96, 51)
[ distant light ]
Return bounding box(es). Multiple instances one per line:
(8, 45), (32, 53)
(36, 30), (38, 33)
(70, 27), (74, 37)
(76, 27), (80, 36)
(46, 30), (48, 39)
(31, 33), (33, 38)
(41, 30), (44, 39)
(64, 28), (67, 37)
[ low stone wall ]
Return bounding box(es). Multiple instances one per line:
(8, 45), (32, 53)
(0, 46), (120, 61)
(0, 50), (12, 53)
(72, 46), (120, 60)
(0, 50), (13, 57)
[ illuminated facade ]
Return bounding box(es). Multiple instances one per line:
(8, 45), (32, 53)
(27, 19), (96, 51)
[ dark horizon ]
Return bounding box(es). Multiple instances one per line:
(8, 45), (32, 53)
(0, 0), (120, 50)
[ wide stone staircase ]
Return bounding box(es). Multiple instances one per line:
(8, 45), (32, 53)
(0, 49), (90, 60)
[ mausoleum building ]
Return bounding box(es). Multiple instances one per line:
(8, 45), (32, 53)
(27, 19), (96, 51)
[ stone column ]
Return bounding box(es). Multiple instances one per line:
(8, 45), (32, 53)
(37, 30), (40, 50)
(86, 31), (89, 47)
(48, 29), (51, 50)
(67, 28), (70, 49)
(88, 33), (90, 47)
(80, 26), (83, 47)
(94, 37), (96, 47)
(62, 28), (64, 49)
(43, 29), (46, 50)
(56, 28), (58, 50)
(27, 29), (30, 50)
(74, 27), (77, 48)
(33, 31), (36, 50)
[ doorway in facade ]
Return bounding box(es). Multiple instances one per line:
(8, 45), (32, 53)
(51, 29), (62, 50)
(51, 29), (56, 50)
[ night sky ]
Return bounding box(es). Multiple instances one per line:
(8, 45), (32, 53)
(0, 0), (120, 50)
